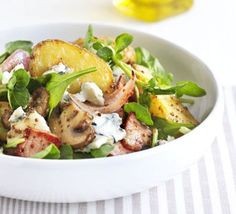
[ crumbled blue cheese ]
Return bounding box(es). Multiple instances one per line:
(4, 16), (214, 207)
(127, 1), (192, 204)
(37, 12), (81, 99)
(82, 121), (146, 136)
(82, 135), (114, 152)
(92, 113), (126, 142)
(43, 63), (72, 75)
(9, 108), (50, 132)
(1, 63), (25, 84)
(158, 135), (175, 145)
(9, 107), (26, 123)
(75, 82), (105, 106)
(1, 71), (13, 84)
(179, 126), (191, 135)
(112, 65), (124, 81)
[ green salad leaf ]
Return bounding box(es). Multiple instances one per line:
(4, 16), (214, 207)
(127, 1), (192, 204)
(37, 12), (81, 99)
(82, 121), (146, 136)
(124, 102), (153, 126)
(60, 144), (73, 159)
(32, 144), (60, 159)
(90, 143), (114, 158)
(73, 151), (93, 159)
(97, 47), (113, 62)
(115, 33), (133, 53)
(84, 24), (94, 49)
(153, 117), (195, 139)
(7, 69), (30, 109)
(175, 81), (206, 97)
(42, 67), (96, 115)
(135, 47), (173, 86)
(0, 40), (33, 64)
(5, 40), (33, 54)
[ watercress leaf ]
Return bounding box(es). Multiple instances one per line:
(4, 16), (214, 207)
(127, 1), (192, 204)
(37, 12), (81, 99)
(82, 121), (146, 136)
(139, 91), (151, 107)
(84, 25), (94, 49)
(5, 40), (33, 54)
(0, 52), (9, 64)
(27, 78), (42, 94)
(135, 47), (173, 86)
(90, 143), (114, 158)
(124, 102), (153, 126)
(0, 84), (7, 100)
(73, 152), (93, 159)
(46, 67), (96, 114)
(13, 69), (30, 88)
(7, 75), (16, 90)
(32, 144), (60, 159)
(96, 47), (113, 62)
(152, 117), (195, 139)
(60, 144), (73, 159)
(176, 81), (206, 97)
(92, 41), (103, 50)
(115, 33), (133, 53)
(8, 87), (30, 109)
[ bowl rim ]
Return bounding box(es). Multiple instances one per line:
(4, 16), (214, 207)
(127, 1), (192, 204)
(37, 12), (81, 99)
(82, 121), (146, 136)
(0, 22), (223, 165)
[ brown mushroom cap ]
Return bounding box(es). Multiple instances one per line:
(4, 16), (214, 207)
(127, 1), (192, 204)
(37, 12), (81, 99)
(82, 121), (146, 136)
(49, 102), (95, 149)
(29, 87), (49, 117)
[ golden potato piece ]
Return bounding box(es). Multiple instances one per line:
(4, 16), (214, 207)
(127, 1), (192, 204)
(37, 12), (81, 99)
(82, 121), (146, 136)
(0, 102), (11, 142)
(150, 95), (198, 125)
(29, 39), (113, 93)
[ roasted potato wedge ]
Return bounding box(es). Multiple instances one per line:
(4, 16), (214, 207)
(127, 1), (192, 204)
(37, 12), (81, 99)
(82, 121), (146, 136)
(150, 95), (198, 125)
(0, 102), (11, 142)
(29, 40), (113, 93)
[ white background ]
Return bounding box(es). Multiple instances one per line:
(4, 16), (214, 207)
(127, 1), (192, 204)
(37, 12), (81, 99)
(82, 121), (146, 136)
(0, 0), (235, 85)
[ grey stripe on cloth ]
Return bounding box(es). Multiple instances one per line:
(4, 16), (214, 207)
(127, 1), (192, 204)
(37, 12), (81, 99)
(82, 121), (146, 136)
(96, 200), (105, 214)
(224, 88), (236, 189)
(182, 170), (195, 214)
(211, 139), (231, 214)
(165, 180), (177, 214)
(132, 193), (141, 214)
(149, 187), (158, 214)
(78, 203), (87, 214)
(198, 158), (213, 214)
(114, 198), (123, 214)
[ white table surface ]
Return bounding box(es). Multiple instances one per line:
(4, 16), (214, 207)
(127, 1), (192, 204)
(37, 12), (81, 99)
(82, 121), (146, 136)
(0, 0), (236, 213)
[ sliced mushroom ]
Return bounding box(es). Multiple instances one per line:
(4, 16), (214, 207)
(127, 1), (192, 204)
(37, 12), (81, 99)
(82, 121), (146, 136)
(49, 102), (95, 149)
(29, 87), (49, 117)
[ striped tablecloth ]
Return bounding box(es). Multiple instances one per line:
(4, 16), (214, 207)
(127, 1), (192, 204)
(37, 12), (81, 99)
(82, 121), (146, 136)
(0, 87), (236, 214)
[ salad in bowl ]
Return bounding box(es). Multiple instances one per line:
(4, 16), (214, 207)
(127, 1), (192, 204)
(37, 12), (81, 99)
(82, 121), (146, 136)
(0, 25), (206, 160)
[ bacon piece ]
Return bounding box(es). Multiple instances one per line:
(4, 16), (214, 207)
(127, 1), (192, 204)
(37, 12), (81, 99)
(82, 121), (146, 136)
(122, 113), (152, 151)
(0, 50), (30, 71)
(16, 128), (61, 157)
(69, 73), (135, 114)
(109, 142), (132, 156)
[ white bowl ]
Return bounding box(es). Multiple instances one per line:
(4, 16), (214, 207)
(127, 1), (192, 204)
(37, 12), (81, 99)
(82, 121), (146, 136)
(0, 23), (223, 203)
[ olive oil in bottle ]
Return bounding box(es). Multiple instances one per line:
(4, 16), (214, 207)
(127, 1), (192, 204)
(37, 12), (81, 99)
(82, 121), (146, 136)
(113, 0), (193, 22)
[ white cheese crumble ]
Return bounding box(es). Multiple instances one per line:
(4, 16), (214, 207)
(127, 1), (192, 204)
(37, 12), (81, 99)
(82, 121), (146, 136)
(43, 63), (72, 75)
(9, 108), (50, 132)
(75, 82), (105, 106)
(92, 113), (126, 142)
(179, 126), (191, 135)
(1, 63), (25, 85)
(82, 135), (114, 152)
(158, 135), (175, 145)
(9, 107), (26, 123)
(112, 65), (124, 81)
(1, 71), (13, 84)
